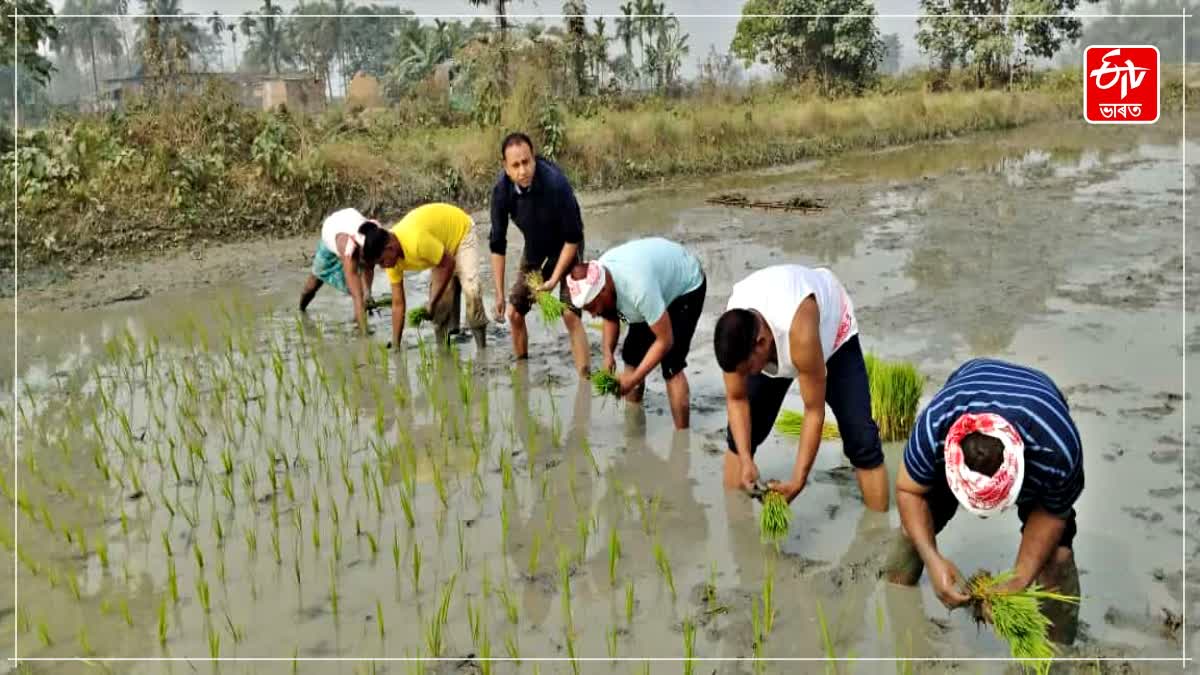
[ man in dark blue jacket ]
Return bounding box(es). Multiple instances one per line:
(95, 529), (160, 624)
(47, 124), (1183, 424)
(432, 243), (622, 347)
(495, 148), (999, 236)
(489, 132), (590, 374)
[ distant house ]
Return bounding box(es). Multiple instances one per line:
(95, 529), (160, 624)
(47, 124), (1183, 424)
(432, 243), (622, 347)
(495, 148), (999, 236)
(101, 72), (327, 114)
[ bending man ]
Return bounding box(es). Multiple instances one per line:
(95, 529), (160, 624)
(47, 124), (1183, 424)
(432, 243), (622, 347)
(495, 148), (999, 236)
(568, 237), (706, 429)
(298, 207), (380, 333)
(360, 203), (489, 349)
(888, 359), (1082, 630)
(714, 264), (888, 511)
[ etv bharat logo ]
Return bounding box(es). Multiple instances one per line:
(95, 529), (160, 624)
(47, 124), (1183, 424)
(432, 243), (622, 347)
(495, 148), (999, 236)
(1084, 45), (1160, 124)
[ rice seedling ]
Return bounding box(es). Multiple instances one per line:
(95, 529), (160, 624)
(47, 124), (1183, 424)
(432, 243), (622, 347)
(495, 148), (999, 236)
(654, 540), (676, 600)
(607, 623), (620, 661)
(863, 353), (924, 442)
(683, 618), (697, 675)
(271, 529), (282, 565)
(96, 538), (109, 568)
(608, 527), (621, 586)
(67, 571), (81, 600)
(36, 620), (51, 647)
(167, 559), (179, 604)
(479, 627), (493, 675)
(376, 599), (385, 639)
(411, 542), (422, 593)
(774, 409), (841, 439)
(760, 491), (791, 546)
(193, 541), (205, 571)
(498, 585), (519, 625)
(329, 560), (340, 619)
(425, 575), (456, 657)
(207, 625), (221, 659)
(196, 575), (212, 613)
(224, 613), (245, 644)
(121, 598), (133, 627)
(816, 601), (837, 673)
(392, 528), (401, 572)
(365, 531), (378, 558)
(407, 307), (432, 327)
(157, 597), (168, 646)
(762, 559), (775, 636)
(399, 488), (415, 529)
(575, 512), (590, 560)
(559, 547), (574, 630)
(625, 581), (635, 624)
(333, 528), (342, 562)
(966, 570), (1079, 675)
(525, 272), (567, 323)
(590, 369), (621, 397)
(467, 597), (481, 644)
(527, 533), (541, 578)
(504, 632), (520, 664)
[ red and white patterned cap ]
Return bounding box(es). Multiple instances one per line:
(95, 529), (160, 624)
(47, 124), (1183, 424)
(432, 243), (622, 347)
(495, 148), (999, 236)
(944, 412), (1025, 517)
(567, 261), (606, 308)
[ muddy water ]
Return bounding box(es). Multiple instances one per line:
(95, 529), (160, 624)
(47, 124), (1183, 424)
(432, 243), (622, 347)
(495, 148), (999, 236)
(2, 117), (1197, 674)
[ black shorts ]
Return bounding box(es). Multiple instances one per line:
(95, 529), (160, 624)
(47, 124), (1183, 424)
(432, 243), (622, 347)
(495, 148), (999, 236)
(724, 334), (884, 470)
(924, 481), (1078, 550)
(621, 276), (706, 380)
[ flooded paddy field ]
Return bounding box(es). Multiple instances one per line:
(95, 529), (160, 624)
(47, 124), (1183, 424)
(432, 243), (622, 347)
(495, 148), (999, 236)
(2, 117), (1196, 674)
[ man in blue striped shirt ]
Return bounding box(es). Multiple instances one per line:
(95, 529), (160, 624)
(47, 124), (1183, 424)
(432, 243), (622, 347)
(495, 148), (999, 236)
(888, 359), (1083, 620)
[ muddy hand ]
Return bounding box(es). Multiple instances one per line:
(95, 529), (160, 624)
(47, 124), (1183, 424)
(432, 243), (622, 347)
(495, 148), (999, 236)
(929, 556), (970, 609)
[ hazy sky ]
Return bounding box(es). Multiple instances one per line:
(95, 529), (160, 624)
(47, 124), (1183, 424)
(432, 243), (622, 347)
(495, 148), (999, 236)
(48, 1), (1170, 79)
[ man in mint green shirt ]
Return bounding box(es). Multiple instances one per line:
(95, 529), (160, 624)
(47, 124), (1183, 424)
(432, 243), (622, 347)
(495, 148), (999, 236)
(567, 237), (706, 429)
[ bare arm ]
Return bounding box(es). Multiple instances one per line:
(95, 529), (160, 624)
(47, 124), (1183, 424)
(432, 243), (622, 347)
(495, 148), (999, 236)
(787, 298), (826, 490)
(896, 462), (939, 565)
(723, 370), (757, 489)
(1010, 508), (1067, 588)
(390, 278), (406, 350)
(602, 317), (621, 371)
(545, 242), (579, 288)
(427, 252), (457, 310)
(627, 312), (673, 390)
(491, 253), (507, 314)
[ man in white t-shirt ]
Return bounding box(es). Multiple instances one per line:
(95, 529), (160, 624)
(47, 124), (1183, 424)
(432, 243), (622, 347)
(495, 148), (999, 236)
(714, 264), (888, 512)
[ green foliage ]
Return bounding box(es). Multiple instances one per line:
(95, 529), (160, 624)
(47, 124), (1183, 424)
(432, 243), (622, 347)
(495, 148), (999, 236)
(732, 0), (883, 93)
(2, 0), (60, 87)
(759, 492), (791, 544)
(967, 570), (1080, 675)
(917, 0), (1087, 88)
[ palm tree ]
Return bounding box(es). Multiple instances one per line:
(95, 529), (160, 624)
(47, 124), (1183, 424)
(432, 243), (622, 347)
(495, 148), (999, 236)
(207, 11), (226, 72)
(289, 2), (336, 97)
(247, 0), (288, 74)
(331, 0), (351, 96)
(138, 0), (205, 79)
(55, 0), (124, 98)
(590, 17), (609, 87)
(468, 0), (513, 93)
(227, 23), (239, 71)
(563, 1), (588, 95)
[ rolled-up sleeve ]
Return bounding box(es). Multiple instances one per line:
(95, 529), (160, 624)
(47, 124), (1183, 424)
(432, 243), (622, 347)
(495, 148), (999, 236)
(489, 180), (509, 256)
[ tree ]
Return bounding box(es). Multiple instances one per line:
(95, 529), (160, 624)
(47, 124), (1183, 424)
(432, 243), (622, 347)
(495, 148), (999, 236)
(137, 0), (207, 83)
(732, 0), (883, 93)
(289, 2), (335, 96)
(1068, 0), (1199, 65)
(699, 46), (742, 90)
(342, 5), (404, 79)
(207, 11), (226, 71)
(563, 1), (589, 95)
(879, 32), (901, 74)
(916, 0), (1095, 87)
(590, 17), (610, 86)
(54, 0), (123, 98)
(646, 15), (686, 91)
(469, 0), (514, 94)
(615, 2), (635, 63)
(243, 0), (291, 74)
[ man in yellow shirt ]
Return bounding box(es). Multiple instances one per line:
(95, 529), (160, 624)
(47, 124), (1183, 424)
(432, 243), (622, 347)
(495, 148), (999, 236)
(361, 203), (489, 349)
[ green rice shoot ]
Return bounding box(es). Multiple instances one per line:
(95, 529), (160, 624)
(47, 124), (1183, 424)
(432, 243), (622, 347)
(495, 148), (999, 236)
(590, 369), (621, 397)
(406, 306), (432, 327)
(774, 409), (841, 440)
(967, 570), (1080, 675)
(759, 491), (791, 545)
(775, 354), (923, 442)
(864, 353), (923, 442)
(525, 272), (566, 323)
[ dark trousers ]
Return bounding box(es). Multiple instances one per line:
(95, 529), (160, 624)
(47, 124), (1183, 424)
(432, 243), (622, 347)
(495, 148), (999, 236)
(725, 335), (884, 470)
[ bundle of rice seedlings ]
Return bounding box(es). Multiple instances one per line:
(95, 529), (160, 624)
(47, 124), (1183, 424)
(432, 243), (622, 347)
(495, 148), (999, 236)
(590, 369), (621, 397)
(759, 491), (791, 544)
(525, 272), (566, 323)
(864, 353), (923, 442)
(407, 307), (432, 327)
(966, 570), (1079, 675)
(774, 409), (841, 440)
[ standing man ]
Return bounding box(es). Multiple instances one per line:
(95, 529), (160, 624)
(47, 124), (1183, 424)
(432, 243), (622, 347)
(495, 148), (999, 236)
(887, 359), (1082, 630)
(567, 237), (706, 430)
(713, 264), (888, 512)
(490, 132), (590, 375)
(359, 202), (489, 349)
